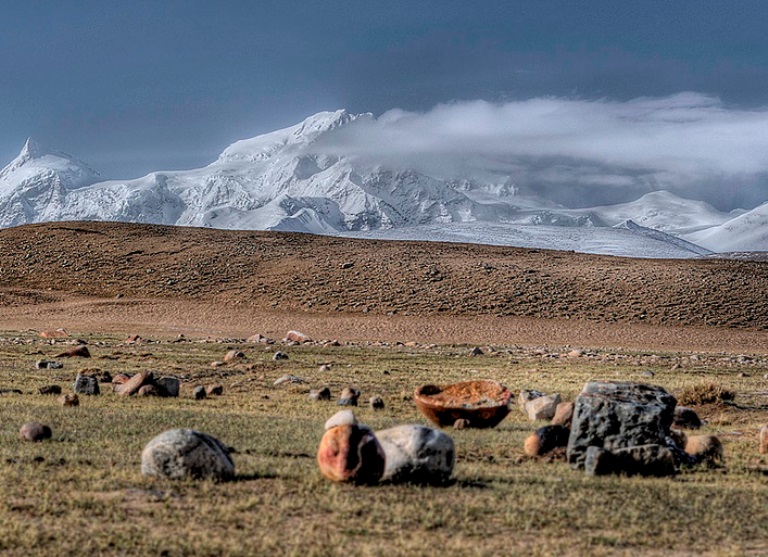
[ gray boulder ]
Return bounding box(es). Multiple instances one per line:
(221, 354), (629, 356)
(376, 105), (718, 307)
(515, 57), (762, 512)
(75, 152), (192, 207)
(141, 429), (234, 481)
(155, 377), (181, 397)
(525, 393), (561, 421)
(73, 374), (100, 395)
(584, 444), (676, 477)
(375, 424), (455, 484)
(567, 381), (677, 469)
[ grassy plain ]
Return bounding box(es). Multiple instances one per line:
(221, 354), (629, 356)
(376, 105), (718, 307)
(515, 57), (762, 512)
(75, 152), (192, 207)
(2, 332), (768, 556)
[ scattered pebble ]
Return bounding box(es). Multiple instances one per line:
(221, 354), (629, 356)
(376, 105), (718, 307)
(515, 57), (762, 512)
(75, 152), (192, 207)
(369, 396), (385, 410)
(38, 385), (62, 395)
(274, 375), (305, 386)
(58, 393), (80, 406)
(273, 351), (289, 361)
(19, 422), (52, 442)
(338, 387), (361, 406)
(309, 387), (332, 401)
(193, 386), (207, 400)
(206, 384), (224, 396)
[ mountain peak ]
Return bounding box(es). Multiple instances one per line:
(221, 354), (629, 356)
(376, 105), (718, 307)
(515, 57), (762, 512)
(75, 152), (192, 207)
(19, 137), (53, 160)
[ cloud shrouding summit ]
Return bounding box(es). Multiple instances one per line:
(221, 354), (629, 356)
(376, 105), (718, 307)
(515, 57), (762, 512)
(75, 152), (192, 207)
(312, 93), (768, 210)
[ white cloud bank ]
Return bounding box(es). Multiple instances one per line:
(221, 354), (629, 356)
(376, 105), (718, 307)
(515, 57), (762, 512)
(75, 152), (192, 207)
(313, 93), (768, 209)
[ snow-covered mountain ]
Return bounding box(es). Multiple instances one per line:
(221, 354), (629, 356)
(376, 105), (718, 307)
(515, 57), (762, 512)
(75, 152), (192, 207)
(682, 202), (768, 252)
(0, 109), (765, 257)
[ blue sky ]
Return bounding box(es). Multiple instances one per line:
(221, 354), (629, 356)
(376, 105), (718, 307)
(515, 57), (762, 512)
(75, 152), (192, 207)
(2, 1), (768, 208)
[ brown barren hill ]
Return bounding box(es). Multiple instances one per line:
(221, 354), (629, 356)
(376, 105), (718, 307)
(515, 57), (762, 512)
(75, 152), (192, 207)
(0, 221), (766, 352)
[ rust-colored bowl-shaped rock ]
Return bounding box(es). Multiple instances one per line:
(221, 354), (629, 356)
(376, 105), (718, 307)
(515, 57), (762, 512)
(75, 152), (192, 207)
(414, 380), (512, 429)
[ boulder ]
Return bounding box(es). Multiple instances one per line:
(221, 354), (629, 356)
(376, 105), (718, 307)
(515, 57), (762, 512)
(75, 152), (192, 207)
(35, 359), (63, 369)
(525, 393), (561, 421)
(247, 333), (273, 344)
(309, 387), (332, 401)
(141, 429), (234, 481)
(155, 377), (180, 397)
(584, 444), (676, 477)
(54, 346), (91, 358)
(38, 385), (62, 395)
(325, 410), (357, 430)
(206, 384), (224, 396)
(760, 424), (768, 454)
(518, 389), (545, 413)
(223, 350), (245, 363)
(116, 371), (153, 397)
(40, 329), (69, 339)
(551, 402), (575, 427)
(285, 330), (312, 343)
(73, 374), (100, 396)
(369, 396), (385, 410)
(59, 394), (80, 407)
(673, 406), (702, 429)
(273, 351), (289, 361)
(338, 387), (360, 406)
(567, 381), (677, 470)
(685, 435), (724, 466)
(138, 384), (160, 397)
(376, 425), (455, 484)
(524, 425), (570, 457)
(317, 423), (385, 484)
(19, 422), (52, 442)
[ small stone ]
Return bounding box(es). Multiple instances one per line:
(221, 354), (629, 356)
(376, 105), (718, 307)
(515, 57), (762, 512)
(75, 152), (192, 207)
(518, 389), (545, 412)
(376, 424), (455, 484)
(138, 384), (160, 397)
(318, 364), (331, 372)
(338, 387), (360, 406)
(97, 371), (112, 383)
(19, 422), (52, 442)
(309, 387), (332, 401)
(155, 377), (180, 397)
(525, 393), (561, 421)
(125, 335), (142, 344)
(685, 435), (724, 466)
(273, 351), (289, 361)
(193, 386), (207, 400)
(760, 424), (768, 454)
(247, 333), (273, 344)
(469, 347), (484, 356)
(59, 393), (80, 407)
(524, 425), (571, 457)
(325, 410), (357, 430)
(38, 385), (62, 395)
(73, 374), (100, 396)
(551, 401), (575, 428)
(273, 374), (305, 385)
(638, 370), (655, 378)
(285, 330), (312, 343)
(669, 429), (688, 449)
(453, 419), (471, 430)
(223, 350), (245, 363)
(317, 424), (385, 484)
(54, 345), (91, 358)
(673, 406), (702, 429)
(141, 429), (234, 481)
(206, 384), (224, 396)
(369, 396), (385, 410)
(211, 361), (225, 368)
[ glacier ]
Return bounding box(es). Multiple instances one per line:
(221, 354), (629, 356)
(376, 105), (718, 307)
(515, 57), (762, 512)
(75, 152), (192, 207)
(0, 109), (764, 257)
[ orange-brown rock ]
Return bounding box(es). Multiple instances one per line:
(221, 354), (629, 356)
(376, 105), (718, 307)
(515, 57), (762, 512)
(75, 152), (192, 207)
(54, 345), (91, 358)
(551, 402), (575, 427)
(40, 329), (69, 339)
(759, 425), (768, 454)
(317, 424), (385, 484)
(685, 435), (724, 466)
(117, 371), (153, 396)
(524, 433), (542, 457)
(58, 394), (79, 406)
(285, 330), (312, 343)
(223, 350), (245, 363)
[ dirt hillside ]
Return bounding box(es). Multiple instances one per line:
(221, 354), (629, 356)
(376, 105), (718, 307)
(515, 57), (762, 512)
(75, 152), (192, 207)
(0, 221), (766, 352)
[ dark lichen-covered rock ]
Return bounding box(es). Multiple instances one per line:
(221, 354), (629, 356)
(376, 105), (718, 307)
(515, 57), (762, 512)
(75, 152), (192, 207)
(567, 381), (677, 469)
(584, 444), (676, 477)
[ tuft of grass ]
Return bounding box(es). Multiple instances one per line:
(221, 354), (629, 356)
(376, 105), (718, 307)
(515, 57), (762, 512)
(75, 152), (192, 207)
(677, 382), (736, 406)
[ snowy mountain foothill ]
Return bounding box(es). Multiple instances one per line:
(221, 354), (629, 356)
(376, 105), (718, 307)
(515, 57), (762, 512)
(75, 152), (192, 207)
(1, 110), (765, 258)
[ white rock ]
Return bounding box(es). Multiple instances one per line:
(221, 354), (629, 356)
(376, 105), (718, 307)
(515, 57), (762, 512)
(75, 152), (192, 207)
(525, 393), (562, 421)
(325, 410), (357, 430)
(141, 429), (234, 481)
(375, 424), (455, 484)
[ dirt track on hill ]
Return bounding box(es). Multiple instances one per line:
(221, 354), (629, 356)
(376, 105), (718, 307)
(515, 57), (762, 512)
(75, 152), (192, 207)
(0, 222), (766, 353)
